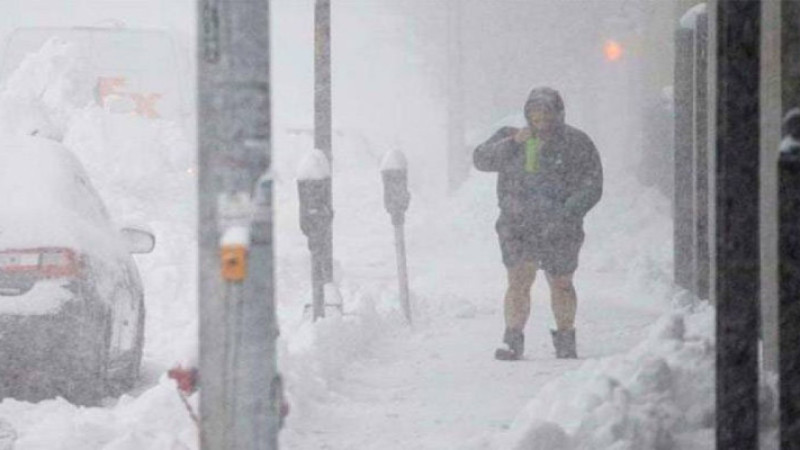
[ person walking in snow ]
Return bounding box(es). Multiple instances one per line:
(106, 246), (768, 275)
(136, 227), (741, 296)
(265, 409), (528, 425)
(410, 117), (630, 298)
(473, 86), (603, 360)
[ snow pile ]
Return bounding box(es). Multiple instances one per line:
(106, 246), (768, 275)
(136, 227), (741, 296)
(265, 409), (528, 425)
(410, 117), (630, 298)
(0, 34), (194, 225)
(491, 306), (775, 450)
(579, 169), (675, 310)
(0, 420), (15, 450)
(0, 377), (196, 450)
(493, 309), (713, 449)
(0, 37), (92, 139)
(63, 107), (194, 221)
(279, 286), (409, 425)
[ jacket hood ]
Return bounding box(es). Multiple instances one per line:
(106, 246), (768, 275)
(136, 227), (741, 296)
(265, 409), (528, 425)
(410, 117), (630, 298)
(523, 87), (565, 130)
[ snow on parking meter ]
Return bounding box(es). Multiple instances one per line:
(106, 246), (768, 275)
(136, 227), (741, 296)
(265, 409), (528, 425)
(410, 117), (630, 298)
(381, 149), (412, 324)
(298, 149), (332, 320)
(380, 149), (410, 226)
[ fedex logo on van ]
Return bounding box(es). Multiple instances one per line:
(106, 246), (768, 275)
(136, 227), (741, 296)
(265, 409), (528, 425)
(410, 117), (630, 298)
(97, 76), (162, 119)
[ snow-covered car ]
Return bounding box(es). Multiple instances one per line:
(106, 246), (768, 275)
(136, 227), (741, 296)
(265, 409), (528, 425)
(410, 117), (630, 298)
(0, 135), (155, 405)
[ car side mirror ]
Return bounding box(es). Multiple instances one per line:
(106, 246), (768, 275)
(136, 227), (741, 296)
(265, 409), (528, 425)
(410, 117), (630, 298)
(120, 226), (156, 254)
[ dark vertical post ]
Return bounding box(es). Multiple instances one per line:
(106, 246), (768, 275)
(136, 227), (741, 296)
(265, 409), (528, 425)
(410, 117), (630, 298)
(716, 1), (761, 448)
(198, 0), (281, 449)
(315, 0), (332, 159)
(781, 2), (800, 447)
(760, 0), (781, 388)
(675, 23), (696, 292)
(694, 10), (711, 300)
(315, 0), (333, 284)
(779, 113), (800, 449)
(447, 0), (466, 190)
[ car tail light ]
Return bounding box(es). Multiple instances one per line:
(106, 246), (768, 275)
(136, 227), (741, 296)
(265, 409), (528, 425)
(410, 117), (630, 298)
(0, 248), (81, 278)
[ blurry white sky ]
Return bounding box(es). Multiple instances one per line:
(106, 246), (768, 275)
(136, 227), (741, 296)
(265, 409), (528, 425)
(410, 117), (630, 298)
(0, 0), (195, 39)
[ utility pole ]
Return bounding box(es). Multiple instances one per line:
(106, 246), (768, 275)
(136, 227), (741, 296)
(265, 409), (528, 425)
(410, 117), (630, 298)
(315, 0), (333, 285)
(198, 0), (281, 449)
(715, 1), (761, 448)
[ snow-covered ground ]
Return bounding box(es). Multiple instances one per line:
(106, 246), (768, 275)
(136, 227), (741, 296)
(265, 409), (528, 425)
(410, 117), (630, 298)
(0, 8), (733, 450)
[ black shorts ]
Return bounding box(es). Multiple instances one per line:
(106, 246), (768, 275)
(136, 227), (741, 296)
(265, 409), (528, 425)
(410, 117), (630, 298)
(496, 219), (584, 276)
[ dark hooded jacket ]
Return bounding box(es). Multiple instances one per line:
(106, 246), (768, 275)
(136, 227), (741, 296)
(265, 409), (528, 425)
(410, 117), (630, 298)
(473, 88), (603, 235)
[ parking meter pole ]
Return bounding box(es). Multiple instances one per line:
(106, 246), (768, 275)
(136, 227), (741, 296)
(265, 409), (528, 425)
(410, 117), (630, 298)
(393, 216), (411, 325)
(310, 240), (325, 320)
(779, 112), (800, 448)
(198, 1), (280, 449)
(381, 150), (411, 325)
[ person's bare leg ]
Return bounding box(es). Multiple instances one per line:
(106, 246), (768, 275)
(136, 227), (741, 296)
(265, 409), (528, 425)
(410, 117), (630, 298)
(504, 261), (538, 331)
(546, 273), (576, 330)
(546, 272), (578, 358)
(496, 261), (537, 360)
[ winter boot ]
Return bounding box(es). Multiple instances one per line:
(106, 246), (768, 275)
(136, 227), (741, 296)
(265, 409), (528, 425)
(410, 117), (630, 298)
(550, 328), (577, 359)
(495, 328), (524, 361)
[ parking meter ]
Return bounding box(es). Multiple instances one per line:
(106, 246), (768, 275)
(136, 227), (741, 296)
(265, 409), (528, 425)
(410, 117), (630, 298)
(380, 150), (410, 226)
(298, 150), (332, 320)
(298, 177), (333, 243)
(381, 149), (412, 324)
